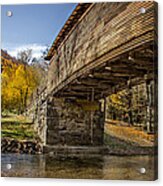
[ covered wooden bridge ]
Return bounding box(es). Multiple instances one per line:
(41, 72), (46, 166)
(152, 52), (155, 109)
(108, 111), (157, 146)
(33, 2), (157, 149)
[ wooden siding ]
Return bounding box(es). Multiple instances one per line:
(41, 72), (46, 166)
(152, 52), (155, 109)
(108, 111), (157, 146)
(48, 2), (156, 95)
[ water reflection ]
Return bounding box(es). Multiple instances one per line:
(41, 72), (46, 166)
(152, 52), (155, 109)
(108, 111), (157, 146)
(1, 154), (156, 180)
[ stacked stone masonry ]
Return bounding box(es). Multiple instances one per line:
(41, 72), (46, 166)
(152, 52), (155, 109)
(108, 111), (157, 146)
(46, 97), (104, 146)
(33, 89), (104, 146)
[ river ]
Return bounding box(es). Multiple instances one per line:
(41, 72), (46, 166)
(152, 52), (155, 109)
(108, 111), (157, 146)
(1, 154), (156, 180)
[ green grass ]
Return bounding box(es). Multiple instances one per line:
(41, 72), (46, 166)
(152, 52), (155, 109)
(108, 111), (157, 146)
(1, 114), (39, 141)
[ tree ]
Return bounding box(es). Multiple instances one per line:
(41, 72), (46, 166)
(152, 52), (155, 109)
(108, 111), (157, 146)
(1, 50), (40, 114)
(17, 49), (33, 65)
(1, 48), (49, 114)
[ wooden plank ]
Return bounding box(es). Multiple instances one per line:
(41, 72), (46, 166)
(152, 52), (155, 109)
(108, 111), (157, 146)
(47, 2), (156, 96)
(48, 2), (154, 91)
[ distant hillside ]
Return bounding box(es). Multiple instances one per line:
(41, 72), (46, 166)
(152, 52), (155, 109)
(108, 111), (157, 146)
(1, 49), (20, 72)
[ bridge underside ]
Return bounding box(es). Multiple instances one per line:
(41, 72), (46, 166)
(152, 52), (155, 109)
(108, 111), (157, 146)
(55, 42), (156, 100)
(41, 42), (157, 149)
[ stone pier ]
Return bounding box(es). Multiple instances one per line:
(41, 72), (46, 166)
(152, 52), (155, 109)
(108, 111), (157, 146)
(46, 97), (104, 146)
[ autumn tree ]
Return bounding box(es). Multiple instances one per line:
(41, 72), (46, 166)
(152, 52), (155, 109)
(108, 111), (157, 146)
(106, 82), (154, 130)
(1, 48), (49, 114)
(1, 49), (41, 114)
(1, 60), (19, 113)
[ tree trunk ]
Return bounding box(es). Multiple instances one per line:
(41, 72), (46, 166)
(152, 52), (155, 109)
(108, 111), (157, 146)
(145, 79), (152, 133)
(128, 80), (133, 126)
(24, 87), (29, 115)
(20, 89), (24, 114)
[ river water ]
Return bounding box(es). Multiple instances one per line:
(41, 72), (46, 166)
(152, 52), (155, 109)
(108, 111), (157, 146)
(1, 154), (156, 180)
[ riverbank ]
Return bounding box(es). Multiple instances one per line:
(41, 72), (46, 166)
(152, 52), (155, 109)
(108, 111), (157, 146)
(104, 121), (157, 156)
(1, 114), (36, 140)
(105, 120), (155, 147)
(1, 137), (155, 156)
(1, 114), (157, 155)
(1, 114), (42, 154)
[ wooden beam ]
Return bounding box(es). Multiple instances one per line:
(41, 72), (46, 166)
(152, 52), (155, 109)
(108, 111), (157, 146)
(67, 88), (102, 94)
(72, 81), (111, 89)
(126, 58), (153, 65)
(58, 91), (88, 98)
(80, 78), (119, 85)
(88, 76), (127, 82)
(129, 49), (154, 59)
(93, 72), (137, 78)
(69, 84), (111, 91)
(95, 62), (149, 76)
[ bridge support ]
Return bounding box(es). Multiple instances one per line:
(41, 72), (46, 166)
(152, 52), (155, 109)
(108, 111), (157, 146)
(44, 97), (104, 147)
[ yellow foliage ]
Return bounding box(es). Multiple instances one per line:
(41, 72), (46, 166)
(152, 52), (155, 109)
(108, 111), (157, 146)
(1, 61), (39, 113)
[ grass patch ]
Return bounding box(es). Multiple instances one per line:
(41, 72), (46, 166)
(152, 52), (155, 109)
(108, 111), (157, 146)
(1, 114), (32, 124)
(1, 114), (39, 141)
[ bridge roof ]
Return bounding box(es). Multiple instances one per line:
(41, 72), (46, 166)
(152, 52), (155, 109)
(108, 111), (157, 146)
(45, 3), (92, 60)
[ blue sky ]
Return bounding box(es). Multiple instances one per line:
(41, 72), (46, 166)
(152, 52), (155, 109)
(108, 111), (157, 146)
(1, 4), (77, 58)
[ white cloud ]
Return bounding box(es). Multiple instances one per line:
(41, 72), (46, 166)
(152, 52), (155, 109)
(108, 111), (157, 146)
(3, 43), (48, 59)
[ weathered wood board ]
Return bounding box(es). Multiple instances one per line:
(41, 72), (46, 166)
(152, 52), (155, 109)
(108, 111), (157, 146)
(48, 2), (157, 97)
